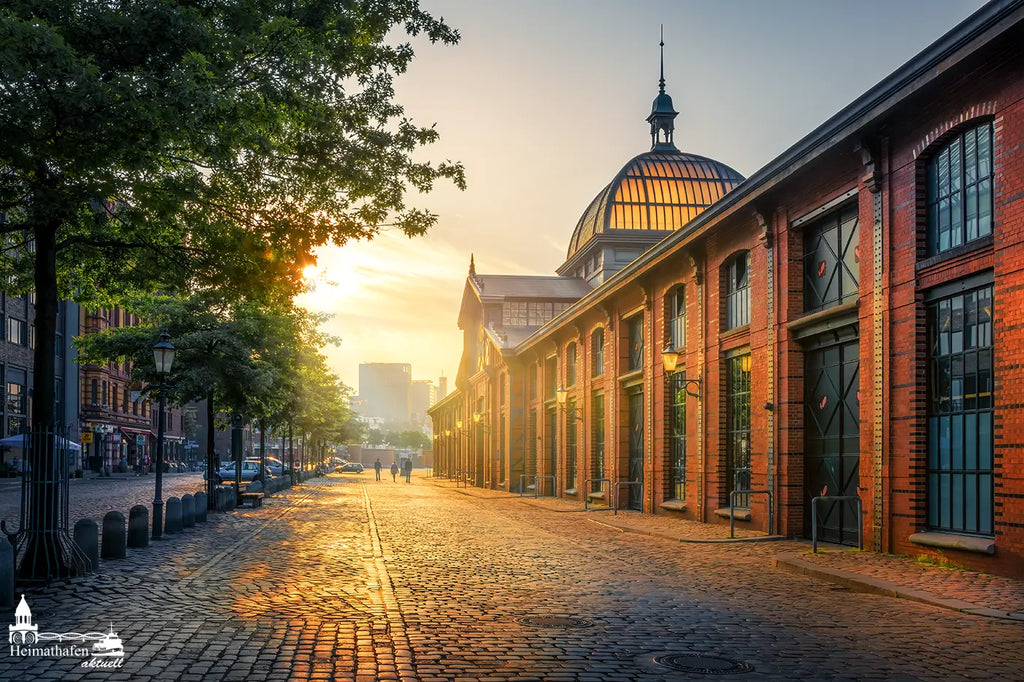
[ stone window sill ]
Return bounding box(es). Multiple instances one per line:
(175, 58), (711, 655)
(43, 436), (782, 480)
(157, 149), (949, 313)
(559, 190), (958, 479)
(660, 499), (687, 512)
(587, 491), (605, 500)
(564, 488), (577, 496)
(714, 507), (751, 521)
(909, 531), (995, 555)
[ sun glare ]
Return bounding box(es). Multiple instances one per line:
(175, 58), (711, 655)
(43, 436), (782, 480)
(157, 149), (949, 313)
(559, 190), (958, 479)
(302, 264), (319, 281)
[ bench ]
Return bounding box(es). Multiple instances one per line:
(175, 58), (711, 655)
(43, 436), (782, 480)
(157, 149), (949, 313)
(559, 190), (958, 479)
(239, 492), (264, 508)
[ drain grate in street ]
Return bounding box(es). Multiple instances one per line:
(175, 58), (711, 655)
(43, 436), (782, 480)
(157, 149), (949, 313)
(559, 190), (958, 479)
(515, 615), (593, 629)
(652, 653), (754, 675)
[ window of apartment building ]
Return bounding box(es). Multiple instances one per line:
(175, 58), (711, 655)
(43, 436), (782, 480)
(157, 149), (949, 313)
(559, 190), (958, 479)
(591, 328), (605, 376)
(591, 391), (605, 492)
(91, 378), (98, 406)
(566, 397), (578, 492)
(926, 279), (994, 535)
(668, 285), (685, 350)
(6, 368), (27, 435)
(7, 317), (27, 346)
(54, 377), (63, 425)
(804, 205), (860, 313)
(725, 354), (752, 507)
(123, 387), (130, 413)
(724, 252), (750, 330)
(927, 121), (993, 256)
(668, 371), (687, 501)
(565, 342), (577, 387)
(627, 315), (643, 372)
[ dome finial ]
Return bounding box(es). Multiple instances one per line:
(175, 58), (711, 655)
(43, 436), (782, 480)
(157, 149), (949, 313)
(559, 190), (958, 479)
(659, 24), (666, 94)
(647, 26), (678, 151)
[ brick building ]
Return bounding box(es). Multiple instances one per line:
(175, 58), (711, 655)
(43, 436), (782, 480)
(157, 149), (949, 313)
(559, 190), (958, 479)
(430, 0), (1024, 579)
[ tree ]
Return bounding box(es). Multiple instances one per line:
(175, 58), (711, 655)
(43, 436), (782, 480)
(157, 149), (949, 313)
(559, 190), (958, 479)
(1, 0), (463, 580)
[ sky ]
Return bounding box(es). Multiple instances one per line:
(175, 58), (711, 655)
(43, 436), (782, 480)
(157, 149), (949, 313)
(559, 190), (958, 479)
(295, 0), (988, 393)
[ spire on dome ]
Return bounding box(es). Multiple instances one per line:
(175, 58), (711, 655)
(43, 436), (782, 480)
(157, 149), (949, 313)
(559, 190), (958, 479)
(469, 253), (476, 277)
(646, 25), (679, 151)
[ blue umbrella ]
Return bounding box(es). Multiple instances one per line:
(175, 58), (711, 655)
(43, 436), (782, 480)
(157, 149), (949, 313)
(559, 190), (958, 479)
(0, 433), (82, 451)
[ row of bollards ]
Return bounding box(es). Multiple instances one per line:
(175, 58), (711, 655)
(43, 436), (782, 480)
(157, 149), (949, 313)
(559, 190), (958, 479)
(67, 491), (210, 570)
(3, 474), (307, 606)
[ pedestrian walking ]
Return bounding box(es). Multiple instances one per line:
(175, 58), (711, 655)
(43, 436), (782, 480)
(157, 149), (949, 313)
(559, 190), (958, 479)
(390, 462), (399, 482)
(403, 458), (412, 483)
(374, 457), (382, 481)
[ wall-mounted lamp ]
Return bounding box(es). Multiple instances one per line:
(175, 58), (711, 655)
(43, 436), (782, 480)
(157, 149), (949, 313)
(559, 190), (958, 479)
(445, 429), (451, 437)
(455, 418), (463, 429)
(662, 346), (702, 399)
(472, 411), (483, 424)
(554, 387), (580, 416)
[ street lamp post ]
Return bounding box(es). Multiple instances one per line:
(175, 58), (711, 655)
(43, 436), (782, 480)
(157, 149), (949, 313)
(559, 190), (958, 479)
(152, 331), (176, 540)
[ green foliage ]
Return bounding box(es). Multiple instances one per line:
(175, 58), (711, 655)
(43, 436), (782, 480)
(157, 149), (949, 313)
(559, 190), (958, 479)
(1, 0), (464, 435)
(1, 0), (464, 302)
(73, 292), (358, 445)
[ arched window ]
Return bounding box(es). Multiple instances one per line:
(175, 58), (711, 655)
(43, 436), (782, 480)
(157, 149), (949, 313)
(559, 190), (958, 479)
(926, 121), (993, 256)
(591, 328), (605, 376)
(724, 252), (750, 330)
(565, 342), (578, 387)
(667, 285), (685, 350)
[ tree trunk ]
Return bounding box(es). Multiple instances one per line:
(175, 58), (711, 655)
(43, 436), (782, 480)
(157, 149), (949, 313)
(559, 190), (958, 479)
(205, 391), (217, 508)
(19, 217), (78, 581)
(259, 419), (267, 484)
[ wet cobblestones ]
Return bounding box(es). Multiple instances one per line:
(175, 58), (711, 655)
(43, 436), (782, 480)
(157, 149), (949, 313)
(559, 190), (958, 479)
(0, 473), (1021, 681)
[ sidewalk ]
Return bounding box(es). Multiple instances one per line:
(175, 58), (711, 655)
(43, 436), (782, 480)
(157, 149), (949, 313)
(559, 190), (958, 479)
(428, 477), (1024, 622)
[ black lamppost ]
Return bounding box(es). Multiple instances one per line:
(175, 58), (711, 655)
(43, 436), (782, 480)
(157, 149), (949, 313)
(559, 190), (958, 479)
(152, 331), (176, 540)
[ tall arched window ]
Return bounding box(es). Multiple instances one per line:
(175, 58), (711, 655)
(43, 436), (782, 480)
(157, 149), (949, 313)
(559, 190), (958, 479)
(927, 121), (993, 256)
(667, 285), (685, 350)
(724, 252), (750, 330)
(566, 342), (578, 387)
(591, 328), (605, 376)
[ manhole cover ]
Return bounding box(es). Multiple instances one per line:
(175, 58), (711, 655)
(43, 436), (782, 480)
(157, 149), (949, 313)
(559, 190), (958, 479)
(653, 654), (754, 675)
(515, 615), (593, 628)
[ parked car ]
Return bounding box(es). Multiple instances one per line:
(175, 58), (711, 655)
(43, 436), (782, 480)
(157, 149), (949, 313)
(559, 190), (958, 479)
(263, 456), (292, 476)
(340, 462), (364, 473)
(216, 460), (269, 482)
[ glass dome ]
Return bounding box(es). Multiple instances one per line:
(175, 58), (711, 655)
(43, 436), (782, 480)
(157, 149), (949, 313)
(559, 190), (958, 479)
(566, 150), (745, 260)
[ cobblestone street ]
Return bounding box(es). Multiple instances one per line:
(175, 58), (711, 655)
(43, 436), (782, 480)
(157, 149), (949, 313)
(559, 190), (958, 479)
(0, 473), (208, 531)
(2, 474), (1022, 681)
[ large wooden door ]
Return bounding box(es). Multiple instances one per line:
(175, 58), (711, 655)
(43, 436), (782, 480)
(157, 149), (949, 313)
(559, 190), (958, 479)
(804, 339), (861, 545)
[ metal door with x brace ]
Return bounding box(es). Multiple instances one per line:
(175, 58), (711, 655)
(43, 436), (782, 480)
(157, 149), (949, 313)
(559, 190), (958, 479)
(804, 338), (861, 545)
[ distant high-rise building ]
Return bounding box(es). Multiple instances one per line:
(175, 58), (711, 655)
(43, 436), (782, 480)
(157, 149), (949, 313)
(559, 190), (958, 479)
(358, 363), (412, 426)
(438, 375), (448, 399)
(409, 380), (438, 433)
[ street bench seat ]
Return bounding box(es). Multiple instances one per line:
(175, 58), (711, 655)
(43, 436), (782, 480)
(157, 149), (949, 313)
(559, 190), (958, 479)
(239, 492), (264, 508)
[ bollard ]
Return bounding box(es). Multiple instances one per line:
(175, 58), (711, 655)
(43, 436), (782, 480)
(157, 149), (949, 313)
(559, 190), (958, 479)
(164, 497), (182, 534)
(73, 518), (99, 572)
(225, 488), (237, 511)
(101, 511), (126, 560)
(0, 537), (13, 611)
(127, 505), (149, 548)
(194, 492), (208, 523)
(181, 494), (195, 528)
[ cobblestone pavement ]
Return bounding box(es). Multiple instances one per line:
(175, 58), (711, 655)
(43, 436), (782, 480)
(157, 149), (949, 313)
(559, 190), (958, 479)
(1, 473), (1022, 681)
(0, 473), (209, 531)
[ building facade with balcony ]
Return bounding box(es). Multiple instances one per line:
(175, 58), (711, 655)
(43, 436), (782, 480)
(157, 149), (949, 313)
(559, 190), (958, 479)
(430, 0), (1024, 579)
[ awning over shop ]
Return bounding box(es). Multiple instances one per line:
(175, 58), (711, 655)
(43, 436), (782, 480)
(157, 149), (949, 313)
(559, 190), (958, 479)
(120, 426), (155, 438)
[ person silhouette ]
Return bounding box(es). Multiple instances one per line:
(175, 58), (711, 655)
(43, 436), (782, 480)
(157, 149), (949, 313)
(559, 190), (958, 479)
(374, 457), (382, 481)
(390, 461), (399, 482)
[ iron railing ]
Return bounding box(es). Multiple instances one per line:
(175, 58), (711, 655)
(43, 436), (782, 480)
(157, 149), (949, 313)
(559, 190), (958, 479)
(1, 427), (90, 584)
